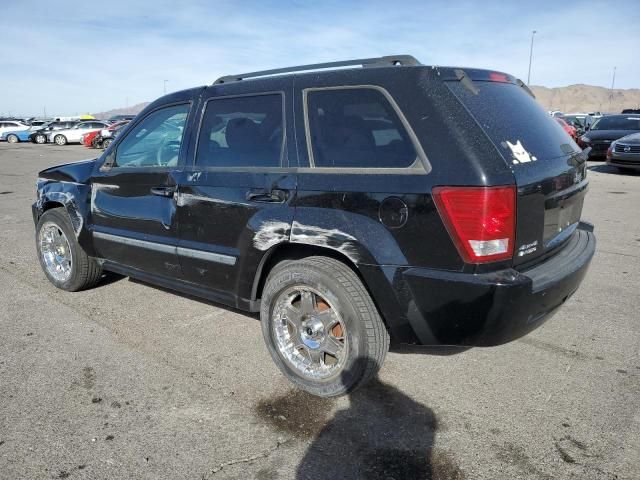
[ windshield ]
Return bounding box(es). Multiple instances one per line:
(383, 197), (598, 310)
(591, 116), (640, 131)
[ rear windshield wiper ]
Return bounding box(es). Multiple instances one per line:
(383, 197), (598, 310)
(453, 69), (479, 95)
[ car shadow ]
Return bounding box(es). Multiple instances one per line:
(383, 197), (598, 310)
(96, 270), (126, 287)
(587, 163), (640, 176)
(257, 358), (464, 479)
(126, 276), (260, 320)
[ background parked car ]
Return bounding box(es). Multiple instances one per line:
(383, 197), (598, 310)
(47, 121), (109, 145)
(607, 132), (640, 171)
(1, 129), (32, 143)
(578, 115), (640, 159)
(29, 121), (80, 144)
(555, 117), (578, 140)
(0, 120), (29, 139)
(81, 130), (101, 148)
(94, 120), (130, 148)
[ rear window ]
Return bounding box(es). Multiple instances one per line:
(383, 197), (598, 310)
(446, 81), (580, 162)
(305, 87), (419, 169)
(590, 116), (640, 131)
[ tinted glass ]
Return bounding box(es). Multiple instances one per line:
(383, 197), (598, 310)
(447, 81), (580, 161)
(591, 116), (640, 131)
(196, 94), (283, 168)
(114, 104), (189, 168)
(305, 88), (418, 169)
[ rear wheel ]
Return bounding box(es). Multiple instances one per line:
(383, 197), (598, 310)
(261, 256), (389, 397)
(54, 134), (67, 145)
(6, 134), (19, 144)
(36, 208), (102, 291)
(102, 138), (112, 149)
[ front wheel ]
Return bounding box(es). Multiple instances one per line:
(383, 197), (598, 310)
(7, 134), (19, 144)
(54, 134), (67, 145)
(36, 208), (102, 291)
(102, 138), (112, 149)
(35, 133), (47, 144)
(261, 256), (389, 397)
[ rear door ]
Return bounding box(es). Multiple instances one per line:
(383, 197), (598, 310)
(175, 81), (296, 305)
(445, 76), (588, 266)
(290, 78), (461, 271)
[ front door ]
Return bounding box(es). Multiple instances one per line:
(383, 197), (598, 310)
(175, 83), (296, 307)
(90, 102), (191, 278)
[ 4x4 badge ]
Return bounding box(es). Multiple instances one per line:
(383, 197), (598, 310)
(505, 140), (537, 165)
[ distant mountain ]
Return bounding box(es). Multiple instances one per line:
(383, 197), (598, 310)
(93, 102), (150, 119)
(530, 84), (640, 114)
(91, 84), (640, 121)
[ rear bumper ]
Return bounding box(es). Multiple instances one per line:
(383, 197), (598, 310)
(399, 222), (595, 347)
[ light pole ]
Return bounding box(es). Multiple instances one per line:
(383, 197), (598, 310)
(163, 80), (169, 95)
(609, 67), (616, 112)
(527, 30), (537, 85)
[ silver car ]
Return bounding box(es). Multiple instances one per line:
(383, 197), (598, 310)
(48, 121), (109, 145)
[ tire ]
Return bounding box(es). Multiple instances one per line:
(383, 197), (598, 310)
(54, 134), (67, 145)
(36, 208), (102, 291)
(261, 256), (389, 397)
(102, 138), (112, 149)
(7, 134), (19, 144)
(35, 134), (47, 144)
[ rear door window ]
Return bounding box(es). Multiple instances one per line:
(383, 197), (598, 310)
(195, 94), (284, 168)
(304, 87), (419, 169)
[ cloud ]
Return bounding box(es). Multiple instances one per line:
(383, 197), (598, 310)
(0, 0), (638, 116)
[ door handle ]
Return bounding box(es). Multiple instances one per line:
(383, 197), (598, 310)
(150, 186), (177, 197)
(246, 189), (288, 203)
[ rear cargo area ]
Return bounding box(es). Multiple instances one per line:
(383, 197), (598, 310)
(445, 77), (589, 266)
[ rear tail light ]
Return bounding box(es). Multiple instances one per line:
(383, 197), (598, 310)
(433, 186), (516, 263)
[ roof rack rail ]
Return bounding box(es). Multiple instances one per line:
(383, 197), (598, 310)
(213, 54), (421, 85)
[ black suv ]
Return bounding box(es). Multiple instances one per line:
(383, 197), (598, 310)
(32, 55), (595, 397)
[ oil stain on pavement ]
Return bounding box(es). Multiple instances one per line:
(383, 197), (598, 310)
(255, 358), (465, 479)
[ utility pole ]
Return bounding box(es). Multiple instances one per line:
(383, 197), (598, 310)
(527, 30), (537, 85)
(163, 80), (169, 95)
(609, 67), (616, 112)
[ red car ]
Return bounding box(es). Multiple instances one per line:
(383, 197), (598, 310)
(556, 117), (578, 140)
(82, 130), (100, 147)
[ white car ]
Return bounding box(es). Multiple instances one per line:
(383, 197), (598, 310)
(48, 121), (109, 145)
(0, 121), (29, 139)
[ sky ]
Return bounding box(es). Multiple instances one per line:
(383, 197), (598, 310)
(1, 0), (639, 116)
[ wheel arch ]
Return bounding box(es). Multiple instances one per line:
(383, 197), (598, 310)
(247, 242), (415, 342)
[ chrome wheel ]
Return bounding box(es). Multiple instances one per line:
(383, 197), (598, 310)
(39, 222), (73, 282)
(272, 287), (347, 380)
(36, 134), (46, 144)
(7, 135), (18, 144)
(54, 135), (66, 145)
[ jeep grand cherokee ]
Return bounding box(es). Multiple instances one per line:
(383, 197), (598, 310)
(32, 55), (595, 397)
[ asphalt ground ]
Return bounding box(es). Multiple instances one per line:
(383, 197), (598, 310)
(0, 142), (638, 480)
